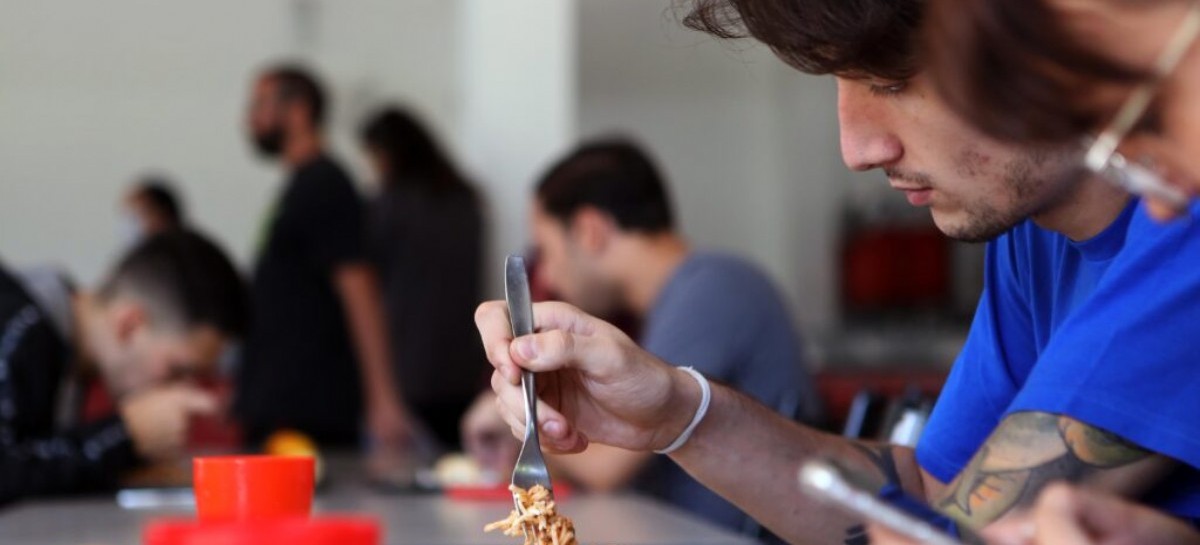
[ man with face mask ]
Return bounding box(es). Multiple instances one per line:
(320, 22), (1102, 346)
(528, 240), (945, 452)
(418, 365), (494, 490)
(235, 64), (414, 451)
(119, 177), (184, 248)
(0, 230), (247, 504)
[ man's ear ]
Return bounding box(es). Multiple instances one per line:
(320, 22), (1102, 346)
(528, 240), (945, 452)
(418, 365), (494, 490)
(109, 299), (148, 346)
(571, 206), (617, 255)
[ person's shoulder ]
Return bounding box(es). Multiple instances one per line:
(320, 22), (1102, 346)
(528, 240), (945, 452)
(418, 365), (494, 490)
(1124, 199), (1200, 247)
(665, 252), (785, 313)
(683, 252), (777, 290)
(291, 155), (361, 203)
(294, 155), (355, 188)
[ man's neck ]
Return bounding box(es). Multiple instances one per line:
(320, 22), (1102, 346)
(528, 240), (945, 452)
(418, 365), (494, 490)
(1031, 175), (1132, 242)
(282, 130), (323, 170)
(615, 233), (691, 316)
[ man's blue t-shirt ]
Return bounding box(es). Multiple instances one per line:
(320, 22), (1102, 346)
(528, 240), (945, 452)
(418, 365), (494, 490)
(636, 252), (820, 533)
(917, 200), (1200, 518)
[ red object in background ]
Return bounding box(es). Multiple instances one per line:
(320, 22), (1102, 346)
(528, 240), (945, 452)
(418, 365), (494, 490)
(193, 455), (315, 522)
(841, 226), (950, 310)
(80, 378), (116, 425)
(144, 517), (379, 545)
(815, 369), (947, 433)
(185, 378), (243, 449)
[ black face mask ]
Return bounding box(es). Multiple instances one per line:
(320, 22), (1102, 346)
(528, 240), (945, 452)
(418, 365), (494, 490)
(252, 126), (285, 158)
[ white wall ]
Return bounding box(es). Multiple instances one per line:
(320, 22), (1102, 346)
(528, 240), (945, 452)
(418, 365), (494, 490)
(577, 0), (847, 332)
(0, 0), (460, 284)
(458, 0), (577, 294)
(0, 0), (853, 335)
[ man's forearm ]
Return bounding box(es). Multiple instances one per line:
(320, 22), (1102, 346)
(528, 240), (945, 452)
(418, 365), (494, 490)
(0, 417), (139, 505)
(669, 383), (926, 545)
(334, 265), (403, 407)
(935, 412), (1173, 531)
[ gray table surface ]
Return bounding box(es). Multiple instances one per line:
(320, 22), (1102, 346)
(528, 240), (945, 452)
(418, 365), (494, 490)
(0, 478), (758, 545)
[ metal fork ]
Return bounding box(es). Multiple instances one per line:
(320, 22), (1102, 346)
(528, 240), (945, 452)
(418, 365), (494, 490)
(504, 255), (553, 515)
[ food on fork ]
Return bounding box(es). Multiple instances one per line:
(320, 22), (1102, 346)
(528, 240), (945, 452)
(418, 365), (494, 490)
(485, 485), (576, 545)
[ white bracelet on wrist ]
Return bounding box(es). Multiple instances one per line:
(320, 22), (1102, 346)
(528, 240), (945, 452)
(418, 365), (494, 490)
(654, 366), (712, 455)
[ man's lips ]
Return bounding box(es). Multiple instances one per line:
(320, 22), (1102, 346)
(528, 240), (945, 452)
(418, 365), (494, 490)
(891, 183), (933, 206)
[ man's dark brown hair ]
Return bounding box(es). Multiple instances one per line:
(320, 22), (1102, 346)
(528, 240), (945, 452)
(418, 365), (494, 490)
(681, 0), (924, 80)
(923, 0), (1150, 144)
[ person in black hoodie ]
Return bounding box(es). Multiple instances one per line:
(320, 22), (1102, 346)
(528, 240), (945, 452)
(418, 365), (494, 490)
(0, 230), (247, 504)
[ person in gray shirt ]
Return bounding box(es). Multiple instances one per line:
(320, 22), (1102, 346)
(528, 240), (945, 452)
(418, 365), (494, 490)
(465, 137), (819, 541)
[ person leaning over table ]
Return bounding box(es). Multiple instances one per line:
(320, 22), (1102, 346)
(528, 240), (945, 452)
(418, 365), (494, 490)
(473, 0), (1200, 543)
(0, 230), (247, 505)
(868, 0), (1200, 543)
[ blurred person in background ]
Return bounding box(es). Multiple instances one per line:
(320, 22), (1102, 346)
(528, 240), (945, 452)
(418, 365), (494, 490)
(357, 106), (486, 451)
(464, 137), (820, 540)
(0, 230), (247, 505)
(119, 176), (184, 246)
(235, 64), (414, 450)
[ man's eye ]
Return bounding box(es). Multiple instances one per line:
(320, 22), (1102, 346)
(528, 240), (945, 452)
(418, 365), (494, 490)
(868, 81), (908, 97)
(168, 365), (198, 382)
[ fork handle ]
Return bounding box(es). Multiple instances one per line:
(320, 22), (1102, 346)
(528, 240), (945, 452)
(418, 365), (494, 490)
(522, 370), (539, 439)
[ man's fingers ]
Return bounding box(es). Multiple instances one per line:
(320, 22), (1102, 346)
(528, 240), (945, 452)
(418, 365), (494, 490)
(491, 371), (586, 454)
(477, 301), (522, 384)
(1029, 484), (1099, 545)
(1146, 198), (1186, 222)
(865, 524), (920, 545)
(509, 328), (621, 375)
(530, 301), (596, 334)
(179, 388), (219, 416)
(979, 512), (1036, 545)
(495, 394), (526, 439)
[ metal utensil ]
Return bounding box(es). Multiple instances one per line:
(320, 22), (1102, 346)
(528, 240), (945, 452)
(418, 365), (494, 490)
(504, 255), (553, 515)
(799, 459), (964, 545)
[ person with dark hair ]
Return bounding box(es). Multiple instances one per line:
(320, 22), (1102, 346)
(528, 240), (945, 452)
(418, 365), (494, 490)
(921, 0), (1200, 224)
(0, 230), (248, 504)
(236, 64), (414, 451)
(472, 1), (1200, 543)
(464, 137), (818, 539)
(120, 176), (184, 246)
(356, 106), (485, 450)
(866, 2), (1200, 544)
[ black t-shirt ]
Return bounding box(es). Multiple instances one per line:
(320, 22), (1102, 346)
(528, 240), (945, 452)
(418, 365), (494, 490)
(0, 261), (137, 505)
(235, 155), (367, 446)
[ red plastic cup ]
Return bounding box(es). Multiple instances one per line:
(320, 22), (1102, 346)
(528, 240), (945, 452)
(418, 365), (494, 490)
(144, 516), (380, 545)
(193, 455), (315, 521)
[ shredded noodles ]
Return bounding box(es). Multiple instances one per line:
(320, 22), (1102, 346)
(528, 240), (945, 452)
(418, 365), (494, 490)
(484, 485), (577, 545)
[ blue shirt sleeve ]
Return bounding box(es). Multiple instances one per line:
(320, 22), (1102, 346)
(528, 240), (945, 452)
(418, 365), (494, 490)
(916, 230), (1040, 483)
(1007, 205), (1200, 471)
